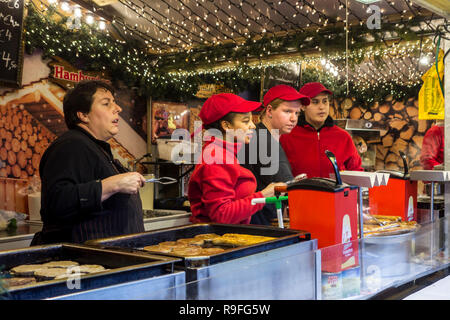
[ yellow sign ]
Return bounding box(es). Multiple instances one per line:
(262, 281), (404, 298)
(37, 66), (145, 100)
(195, 84), (232, 99)
(418, 49), (444, 120)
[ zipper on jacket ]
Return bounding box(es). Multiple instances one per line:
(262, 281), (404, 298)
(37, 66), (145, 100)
(317, 131), (322, 177)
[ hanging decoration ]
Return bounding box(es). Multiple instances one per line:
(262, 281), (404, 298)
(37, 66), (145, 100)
(24, 2), (436, 104)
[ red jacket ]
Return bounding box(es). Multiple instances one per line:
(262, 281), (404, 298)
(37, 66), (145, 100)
(420, 125), (444, 170)
(280, 116), (363, 178)
(188, 136), (265, 224)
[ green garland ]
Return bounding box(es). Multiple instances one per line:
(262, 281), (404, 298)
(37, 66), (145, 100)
(24, 4), (429, 104)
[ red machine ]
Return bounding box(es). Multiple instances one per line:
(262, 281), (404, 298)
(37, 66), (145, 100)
(368, 151), (417, 222)
(284, 151), (359, 273)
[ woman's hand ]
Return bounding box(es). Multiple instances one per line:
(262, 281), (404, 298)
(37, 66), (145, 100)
(101, 172), (146, 201)
(260, 182), (287, 198)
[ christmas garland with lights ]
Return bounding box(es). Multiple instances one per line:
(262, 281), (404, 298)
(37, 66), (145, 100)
(24, 3), (431, 104)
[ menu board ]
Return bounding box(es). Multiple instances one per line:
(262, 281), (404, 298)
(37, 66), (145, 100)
(0, 0), (25, 87)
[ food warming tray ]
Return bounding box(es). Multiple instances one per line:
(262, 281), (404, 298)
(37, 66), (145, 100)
(0, 243), (183, 300)
(87, 223), (310, 265)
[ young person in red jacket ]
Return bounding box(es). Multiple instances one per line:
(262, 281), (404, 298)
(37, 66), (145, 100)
(280, 82), (363, 178)
(239, 85), (310, 225)
(420, 122), (444, 170)
(188, 93), (286, 224)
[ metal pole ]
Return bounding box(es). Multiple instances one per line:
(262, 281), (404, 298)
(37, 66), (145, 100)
(359, 187), (364, 239)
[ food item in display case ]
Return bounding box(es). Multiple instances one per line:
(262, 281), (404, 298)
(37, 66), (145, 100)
(10, 264), (49, 276)
(77, 265), (106, 274)
(2, 277), (37, 288)
(42, 261), (80, 268)
(193, 233), (221, 240)
(212, 233), (277, 247)
(171, 246), (203, 256)
(143, 244), (173, 253)
(34, 268), (72, 280)
(7, 262), (108, 282)
(54, 273), (87, 280)
(363, 215), (419, 237)
(200, 248), (225, 255)
(141, 232), (277, 257)
(176, 238), (205, 246)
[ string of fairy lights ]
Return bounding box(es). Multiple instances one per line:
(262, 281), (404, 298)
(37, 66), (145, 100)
(24, 0), (445, 102)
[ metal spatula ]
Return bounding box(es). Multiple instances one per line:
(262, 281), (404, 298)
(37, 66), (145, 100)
(145, 177), (177, 184)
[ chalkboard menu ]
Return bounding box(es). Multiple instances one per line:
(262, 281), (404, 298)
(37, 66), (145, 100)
(0, 0), (25, 87)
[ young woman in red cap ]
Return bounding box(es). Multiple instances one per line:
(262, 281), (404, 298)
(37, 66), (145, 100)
(239, 84), (310, 225)
(188, 93), (285, 224)
(280, 82), (363, 178)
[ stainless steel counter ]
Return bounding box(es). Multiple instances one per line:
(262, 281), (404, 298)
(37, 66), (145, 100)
(0, 210), (191, 251)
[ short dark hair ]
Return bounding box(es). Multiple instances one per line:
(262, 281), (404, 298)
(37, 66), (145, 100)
(63, 80), (115, 129)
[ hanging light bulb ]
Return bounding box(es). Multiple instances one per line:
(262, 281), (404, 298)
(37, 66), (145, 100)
(98, 19), (106, 30)
(60, 1), (71, 12)
(86, 14), (94, 25)
(73, 6), (82, 17)
(419, 56), (430, 65)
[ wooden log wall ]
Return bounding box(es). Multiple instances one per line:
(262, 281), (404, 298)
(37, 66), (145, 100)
(329, 96), (434, 172)
(0, 103), (57, 179)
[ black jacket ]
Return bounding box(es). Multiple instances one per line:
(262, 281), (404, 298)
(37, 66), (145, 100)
(33, 126), (144, 245)
(238, 122), (293, 225)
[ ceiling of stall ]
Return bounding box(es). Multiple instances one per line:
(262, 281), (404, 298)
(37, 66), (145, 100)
(63, 0), (445, 52)
(32, 0), (449, 90)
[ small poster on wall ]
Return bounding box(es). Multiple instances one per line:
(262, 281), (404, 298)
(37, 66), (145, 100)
(152, 101), (189, 144)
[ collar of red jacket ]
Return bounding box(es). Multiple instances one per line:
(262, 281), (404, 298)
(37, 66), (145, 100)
(297, 113), (334, 131)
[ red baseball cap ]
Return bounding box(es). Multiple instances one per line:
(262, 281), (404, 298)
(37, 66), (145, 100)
(263, 84), (310, 107)
(299, 82), (333, 98)
(199, 93), (262, 125)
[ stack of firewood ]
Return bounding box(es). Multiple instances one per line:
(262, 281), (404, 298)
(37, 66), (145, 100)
(330, 96), (433, 172)
(0, 103), (56, 179)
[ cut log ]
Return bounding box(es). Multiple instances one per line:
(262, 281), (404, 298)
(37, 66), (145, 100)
(370, 102), (379, 111)
(400, 126), (415, 140)
(0, 147), (7, 161)
(386, 152), (400, 164)
(342, 98), (353, 110)
(376, 144), (388, 160)
(406, 107), (418, 117)
(389, 119), (407, 131)
(391, 138), (408, 156)
(417, 120), (428, 133)
(349, 107), (362, 120)
(385, 162), (400, 171)
(12, 164), (21, 178)
(373, 113), (383, 122)
(379, 104), (390, 114)
(7, 150), (16, 165)
(392, 101), (405, 111)
(17, 151), (27, 169)
(382, 134), (394, 147)
(11, 138), (20, 153)
(32, 153), (40, 169)
(363, 111), (372, 120)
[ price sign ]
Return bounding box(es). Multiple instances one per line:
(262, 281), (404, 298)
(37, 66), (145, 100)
(0, 0), (24, 87)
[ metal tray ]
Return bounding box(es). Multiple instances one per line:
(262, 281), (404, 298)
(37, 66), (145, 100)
(0, 243), (182, 300)
(86, 223), (310, 268)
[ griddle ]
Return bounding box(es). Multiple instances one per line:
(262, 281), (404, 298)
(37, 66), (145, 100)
(86, 223), (310, 267)
(0, 243), (181, 300)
